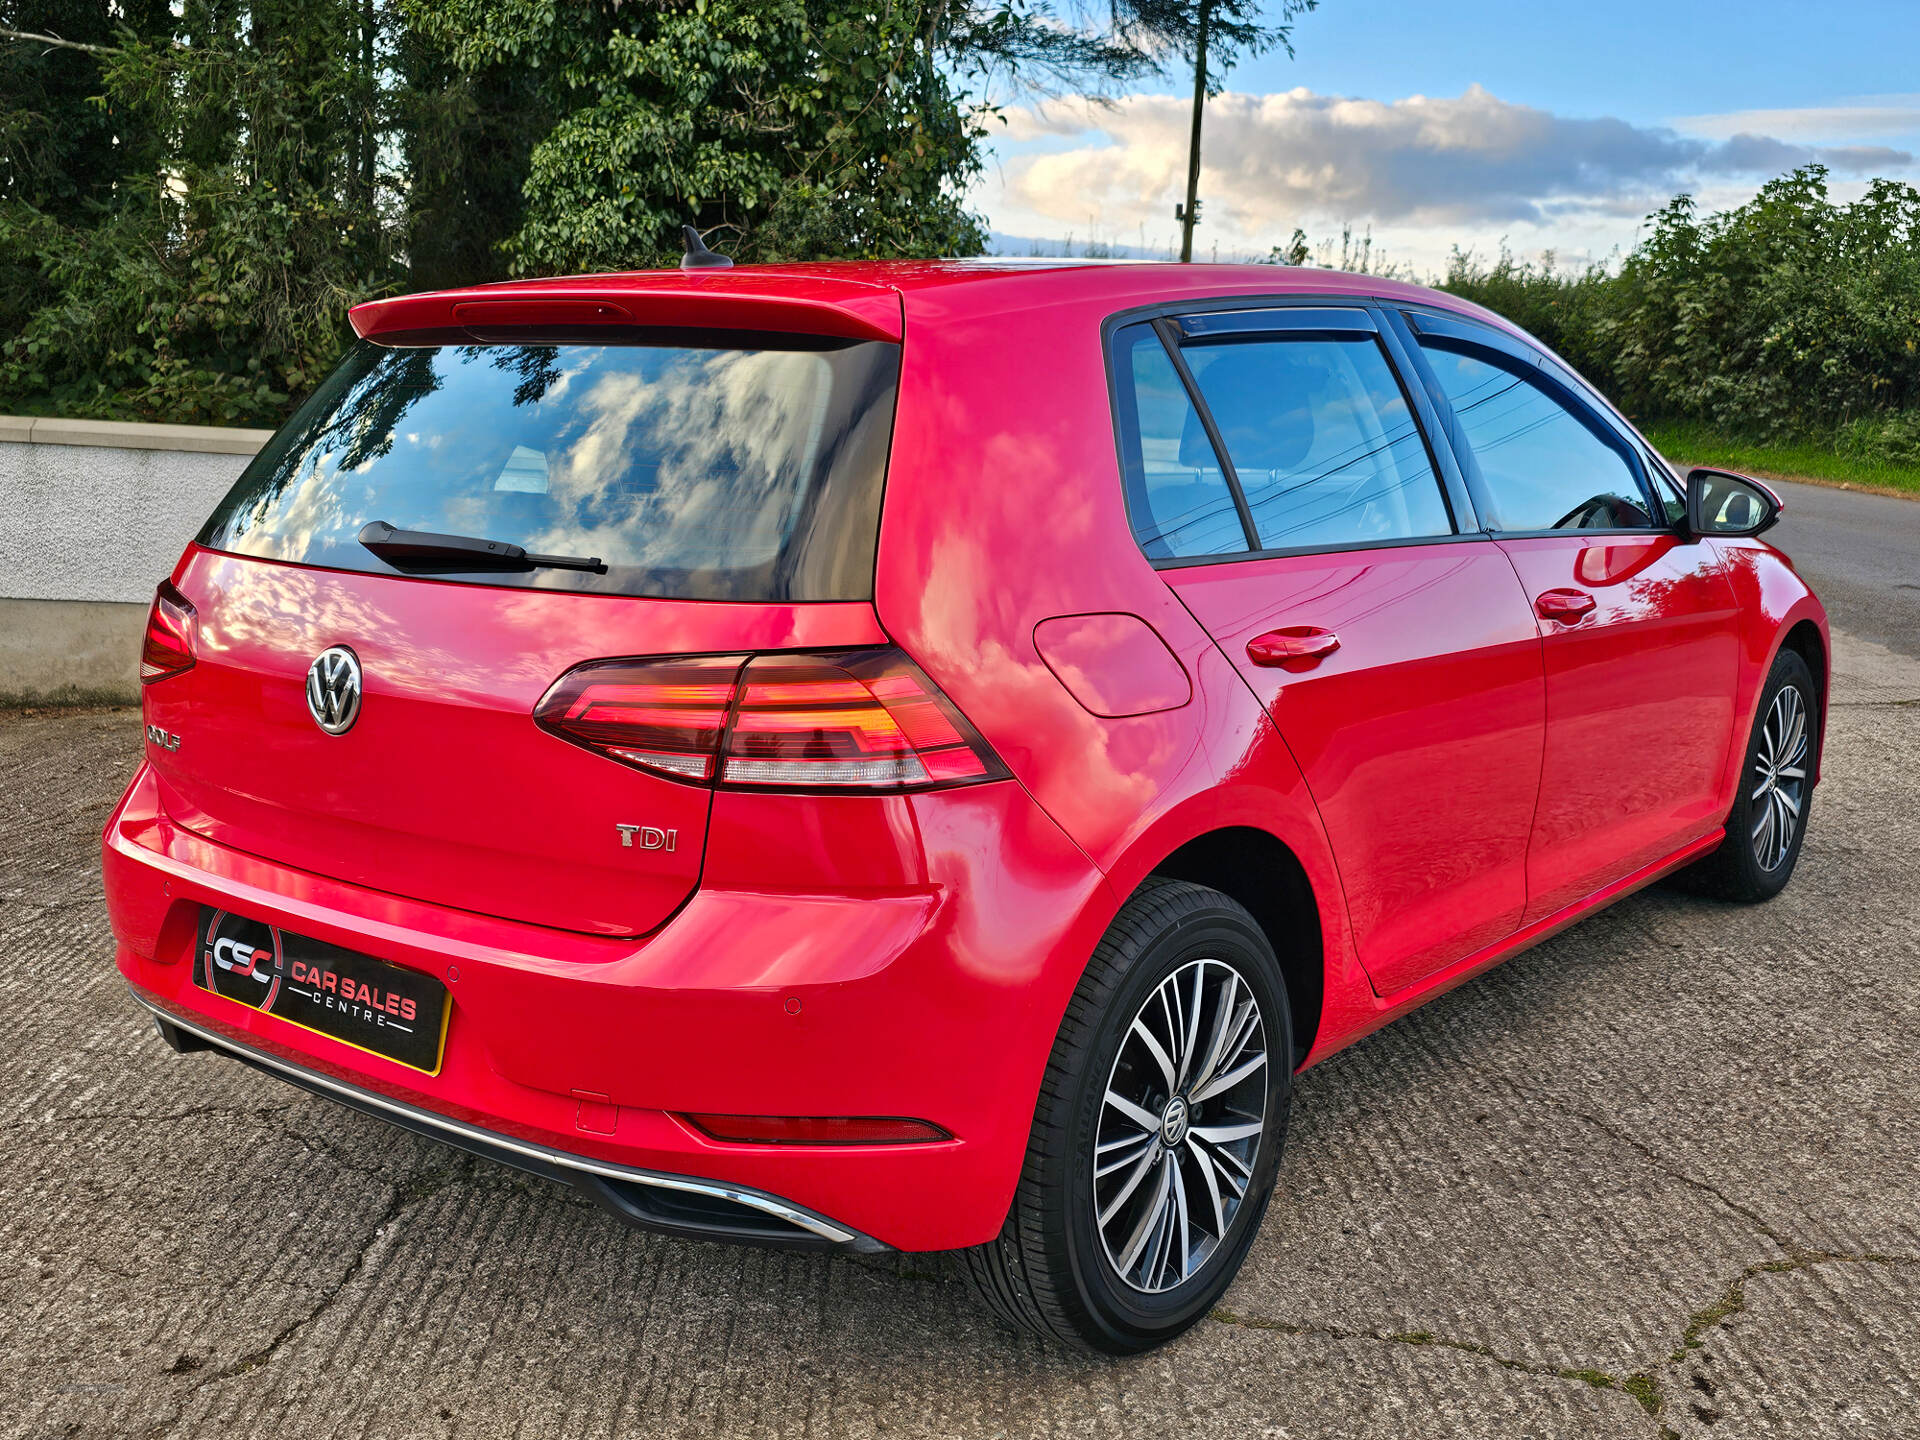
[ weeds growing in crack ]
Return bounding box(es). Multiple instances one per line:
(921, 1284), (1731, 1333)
(1211, 1254), (1920, 1431)
(1213, 1306), (1664, 1416)
(1669, 1251), (1920, 1366)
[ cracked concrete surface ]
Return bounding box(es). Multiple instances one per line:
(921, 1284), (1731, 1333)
(1, 625), (1917, 1439)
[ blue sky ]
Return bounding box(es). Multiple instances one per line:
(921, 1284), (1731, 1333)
(977, 0), (1920, 271)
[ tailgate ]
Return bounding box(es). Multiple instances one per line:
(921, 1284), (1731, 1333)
(145, 548), (885, 937)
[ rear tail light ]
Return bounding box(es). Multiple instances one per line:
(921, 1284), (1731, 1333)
(533, 654), (742, 781)
(535, 647), (1007, 793)
(140, 581), (196, 683)
(681, 1113), (951, 1146)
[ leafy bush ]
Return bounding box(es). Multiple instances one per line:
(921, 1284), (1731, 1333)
(1439, 167), (1920, 464)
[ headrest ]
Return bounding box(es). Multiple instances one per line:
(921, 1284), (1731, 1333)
(1179, 346), (1321, 474)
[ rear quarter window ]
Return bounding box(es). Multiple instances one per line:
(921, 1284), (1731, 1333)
(198, 335), (900, 601)
(1110, 324), (1251, 560)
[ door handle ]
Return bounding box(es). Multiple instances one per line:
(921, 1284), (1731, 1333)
(1247, 626), (1341, 669)
(1535, 588), (1596, 623)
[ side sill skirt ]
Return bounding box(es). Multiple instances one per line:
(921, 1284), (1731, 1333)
(1374, 828), (1727, 1009)
(133, 993), (888, 1255)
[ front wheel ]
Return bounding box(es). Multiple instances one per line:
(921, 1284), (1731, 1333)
(963, 878), (1291, 1353)
(1674, 647), (1819, 902)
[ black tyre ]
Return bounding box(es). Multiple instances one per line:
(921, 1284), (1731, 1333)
(1673, 647), (1818, 902)
(964, 877), (1291, 1353)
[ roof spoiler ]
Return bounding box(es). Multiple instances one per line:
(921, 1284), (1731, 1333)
(349, 276), (903, 345)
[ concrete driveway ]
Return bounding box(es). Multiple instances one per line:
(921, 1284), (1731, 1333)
(4, 498), (1918, 1438)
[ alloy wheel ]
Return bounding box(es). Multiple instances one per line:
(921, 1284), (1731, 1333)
(1093, 958), (1269, 1294)
(1750, 684), (1809, 872)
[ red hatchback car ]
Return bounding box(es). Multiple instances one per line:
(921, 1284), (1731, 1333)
(106, 259), (1827, 1352)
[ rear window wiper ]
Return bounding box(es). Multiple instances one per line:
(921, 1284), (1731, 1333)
(358, 520), (607, 574)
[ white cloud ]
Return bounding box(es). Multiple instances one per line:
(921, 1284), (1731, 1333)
(978, 84), (1916, 271)
(1673, 97), (1920, 143)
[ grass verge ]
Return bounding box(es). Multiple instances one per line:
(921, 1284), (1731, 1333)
(1642, 421), (1920, 497)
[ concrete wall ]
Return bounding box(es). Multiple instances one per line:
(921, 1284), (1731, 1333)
(0, 416), (271, 699)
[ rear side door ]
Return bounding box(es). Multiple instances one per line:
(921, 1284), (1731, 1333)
(1114, 306), (1546, 997)
(1392, 310), (1741, 920)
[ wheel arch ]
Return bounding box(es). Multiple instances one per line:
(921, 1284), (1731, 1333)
(1778, 617), (1829, 783)
(1135, 826), (1326, 1069)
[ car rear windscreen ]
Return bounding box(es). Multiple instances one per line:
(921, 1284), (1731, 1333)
(197, 334), (900, 600)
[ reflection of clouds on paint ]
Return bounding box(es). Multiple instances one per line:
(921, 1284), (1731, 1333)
(901, 423), (1166, 837)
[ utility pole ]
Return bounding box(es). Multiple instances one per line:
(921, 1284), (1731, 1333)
(1176, 0), (1212, 263)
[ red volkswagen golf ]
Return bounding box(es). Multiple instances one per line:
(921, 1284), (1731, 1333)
(106, 259), (1827, 1353)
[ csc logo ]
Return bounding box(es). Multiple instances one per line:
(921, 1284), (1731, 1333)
(211, 936), (273, 984)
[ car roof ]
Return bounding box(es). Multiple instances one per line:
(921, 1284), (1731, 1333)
(349, 259), (1513, 347)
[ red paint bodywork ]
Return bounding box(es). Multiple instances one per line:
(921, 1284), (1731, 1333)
(105, 261), (1828, 1252)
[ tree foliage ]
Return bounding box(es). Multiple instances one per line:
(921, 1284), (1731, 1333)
(0, 0), (1178, 421)
(1103, 0), (1303, 92)
(0, 0), (417, 421)
(407, 0), (995, 273)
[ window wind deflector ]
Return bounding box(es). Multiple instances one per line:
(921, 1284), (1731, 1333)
(1177, 308), (1377, 340)
(357, 520), (607, 574)
(1403, 309), (1535, 362)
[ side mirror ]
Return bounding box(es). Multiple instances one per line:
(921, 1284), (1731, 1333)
(1687, 468), (1782, 538)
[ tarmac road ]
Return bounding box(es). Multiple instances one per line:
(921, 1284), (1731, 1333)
(3, 485), (1918, 1439)
(1767, 480), (1920, 660)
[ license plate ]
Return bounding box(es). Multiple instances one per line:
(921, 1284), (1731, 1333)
(193, 909), (450, 1075)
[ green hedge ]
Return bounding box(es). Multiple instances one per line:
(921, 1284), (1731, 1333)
(1439, 167), (1920, 469)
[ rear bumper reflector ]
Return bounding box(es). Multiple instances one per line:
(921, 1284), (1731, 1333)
(681, 1113), (951, 1146)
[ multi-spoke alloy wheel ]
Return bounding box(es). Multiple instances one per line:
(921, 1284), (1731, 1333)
(1750, 683), (1808, 872)
(1094, 958), (1267, 1293)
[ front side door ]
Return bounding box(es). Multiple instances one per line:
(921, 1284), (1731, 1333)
(1111, 310), (1546, 997)
(1399, 311), (1741, 920)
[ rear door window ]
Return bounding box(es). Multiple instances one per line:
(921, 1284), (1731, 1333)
(198, 335), (901, 601)
(1181, 336), (1453, 551)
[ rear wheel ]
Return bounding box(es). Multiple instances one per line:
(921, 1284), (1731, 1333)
(964, 878), (1291, 1353)
(1673, 647), (1818, 902)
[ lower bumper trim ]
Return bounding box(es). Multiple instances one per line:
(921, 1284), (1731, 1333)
(133, 994), (888, 1254)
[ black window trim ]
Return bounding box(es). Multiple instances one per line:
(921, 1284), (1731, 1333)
(1101, 292), (1477, 570)
(1150, 318), (1262, 551)
(1392, 305), (1670, 540)
(1368, 303), (1481, 532)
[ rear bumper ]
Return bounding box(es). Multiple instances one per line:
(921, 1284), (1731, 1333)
(104, 761), (1113, 1252)
(136, 997), (881, 1251)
